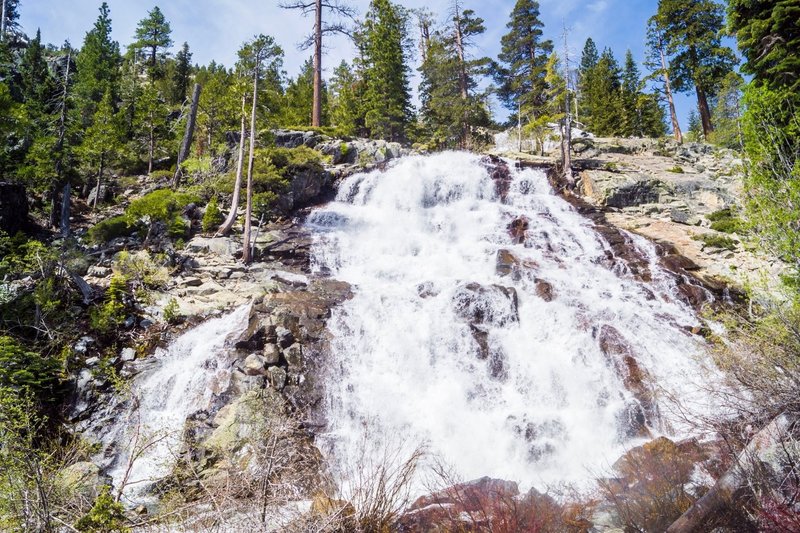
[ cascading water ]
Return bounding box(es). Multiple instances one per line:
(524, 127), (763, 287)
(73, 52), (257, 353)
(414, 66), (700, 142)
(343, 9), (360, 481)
(308, 152), (715, 492)
(100, 305), (251, 504)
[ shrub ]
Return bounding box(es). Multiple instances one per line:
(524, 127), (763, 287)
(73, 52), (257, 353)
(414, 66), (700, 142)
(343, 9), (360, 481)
(86, 216), (134, 245)
(667, 166), (685, 173)
(90, 275), (127, 335)
(74, 486), (128, 532)
(148, 169), (173, 181)
(0, 336), (61, 401)
(163, 298), (180, 325)
(706, 208), (746, 234)
(253, 191), (280, 220)
(127, 189), (200, 224)
(112, 251), (169, 291)
(202, 197), (223, 233)
(693, 233), (738, 251)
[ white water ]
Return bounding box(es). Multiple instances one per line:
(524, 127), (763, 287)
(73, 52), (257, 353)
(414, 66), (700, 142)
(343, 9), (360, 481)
(102, 305), (251, 504)
(308, 152), (714, 492)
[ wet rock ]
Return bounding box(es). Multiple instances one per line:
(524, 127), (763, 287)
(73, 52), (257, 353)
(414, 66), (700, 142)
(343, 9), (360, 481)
(596, 324), (655, 432)
(243, 353), (267, 376)
(0, 182), (29, 234)
(483, 155), (513, 202)
(676, 281), (711, 309)
(453, 282), (519, 327)
(496, 249), (520, 278)
(508, 215), (530, 244)
(534, 278), (555, 302)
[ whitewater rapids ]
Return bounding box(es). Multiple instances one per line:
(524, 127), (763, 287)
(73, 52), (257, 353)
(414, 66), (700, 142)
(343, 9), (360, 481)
(308, 151), (714, 492)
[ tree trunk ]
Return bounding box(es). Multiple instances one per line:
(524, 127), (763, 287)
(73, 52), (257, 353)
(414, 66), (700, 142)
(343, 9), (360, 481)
(242, 69), (259, 264)
(1, 0), (6, 40)
(218, 94), (248, 236)
(94, 155), (104, 210)
(659, 40), (683, 144)
(60, 184), (70, 237)
(667, 414), (791, 533)
(312, 0), (323, 128)
(453, 4), (470, 149)
(562, 27), (574, 187)
(173, 83), (202, 188)
(148, 127), (154, 175)
(50, 50), (71, 229)
(695, 85), (713, 140)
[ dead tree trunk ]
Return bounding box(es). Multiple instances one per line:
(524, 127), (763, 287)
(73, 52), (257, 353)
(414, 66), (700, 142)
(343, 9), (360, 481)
(173, 83), (202, 188)
(667, 414), (792, 533)
(50, 49), (71, 230)
(242, 69), (260, 264)
(217, 94), (248, 236)
(312, 0), (323, 127)
(453, 2), (470, 149)
(93, 154), (104, 210)
(562, 26), (574, 187)
(657, 36), (683, 144)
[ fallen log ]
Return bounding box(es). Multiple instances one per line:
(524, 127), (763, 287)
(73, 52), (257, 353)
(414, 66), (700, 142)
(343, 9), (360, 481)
(667, 413), (792, 532)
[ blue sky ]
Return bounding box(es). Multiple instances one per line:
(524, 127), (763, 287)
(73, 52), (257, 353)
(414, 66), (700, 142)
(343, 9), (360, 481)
(21, 0), (701, 129)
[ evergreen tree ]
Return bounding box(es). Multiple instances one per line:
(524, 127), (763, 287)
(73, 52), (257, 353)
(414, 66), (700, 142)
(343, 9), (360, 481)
(709, 71), (744, 149)
(0, 0), (20, 39)
(728, 0), (800, 95)
(19, 29), (55, 119)
(652, 0), (737, 139)
(359, 0), (412, 141)
(79, 89), (121, 208)
(195, 62), (239, 156)
(645, 18), (683, 142)
(584, 48), (624, 136)
(493, 0), (553, 125)
(132, 6), (173, 78)
(134, 84), (169, 174)
(328, 60), (361, 136)
(686, 109), (702, 142)
(577, 37), (599, 124)
(418, 5), (491, 149)
(74, 2), (121, 123)
(282, 58), (328, 127)
(171, 41), (192, 105)
(621, 50), (640, 136)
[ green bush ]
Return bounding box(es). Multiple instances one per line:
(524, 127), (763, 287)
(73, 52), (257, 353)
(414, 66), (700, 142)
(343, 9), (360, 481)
(148, 169), (173, 181)
(90, 275), (127, 335)
(163, 298), (180, 324)
(87, 216), (135, 245)
(75, 486), (129, 532)
(706, 208), (746, 234)
(127, 189), (200, 224)
(202, 197), (223, 233)
(693, 233), (738, 251)
(263, 145), (323, 173)
(0, 336), (62, 401)
(667, 166), (685, 173)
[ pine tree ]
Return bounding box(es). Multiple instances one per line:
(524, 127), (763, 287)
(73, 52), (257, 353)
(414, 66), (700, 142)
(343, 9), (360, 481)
(132, 6), (173, 79)
(134, 84), (169, 174)
(359, 0), (412, 141)
(645, 19), (683, 142)
(195, 62), (239, 155)
(493, 0), (553, 125)
(19, 29), (55, 118)
(709, 72), (744, 149)
(0, 0), (20, 40)
(282, 58), (328, 127)
(79, 89), (121, 208)
(621, 50), (640, 136)
(171, 41), (192, 105)
(328, 60), (361, 136)
(577, 37), (599, 124)
(652, 0), (737, 139)
(728, 0), (800, 95)
(418, 4), (491, 149)
(584, 48), (624, 136)
(74, 2), (121, 124)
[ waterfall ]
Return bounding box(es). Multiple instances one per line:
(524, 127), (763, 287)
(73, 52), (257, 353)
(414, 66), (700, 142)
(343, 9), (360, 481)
(101, 305), (251, 505)
(308, 152), (714, 492)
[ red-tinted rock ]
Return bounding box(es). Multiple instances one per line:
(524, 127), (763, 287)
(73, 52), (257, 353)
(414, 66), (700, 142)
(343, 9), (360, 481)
(508, 215), (530, 244)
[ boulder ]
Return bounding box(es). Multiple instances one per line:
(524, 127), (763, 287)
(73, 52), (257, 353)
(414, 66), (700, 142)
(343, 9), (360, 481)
(242, 353), (267, 376)
(534, 279), (555, 302)
(264, 343), (281, 365)
(508, 216), (530, 244)
(453, 282), (519, 327)
(87, 183), (114, 206)
(0, 182), (29, 234)
(267, 366), (287, 390)
(496, 249), (520, 278)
